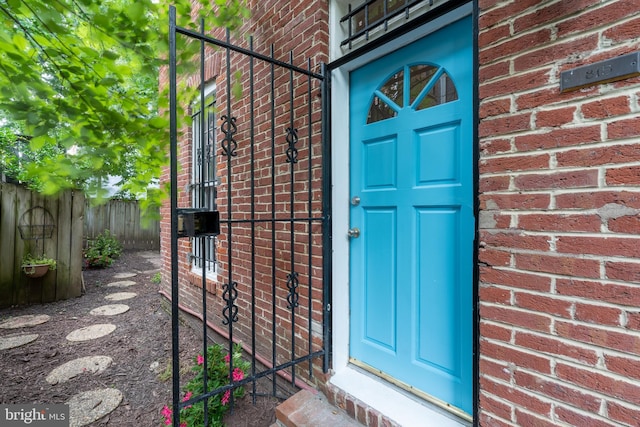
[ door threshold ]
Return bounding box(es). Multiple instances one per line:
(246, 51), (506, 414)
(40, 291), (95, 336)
(329, 365), (472, 427)
(349, 358), (472, 422)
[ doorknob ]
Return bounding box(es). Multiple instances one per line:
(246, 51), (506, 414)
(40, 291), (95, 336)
(347, 227), (360, 238)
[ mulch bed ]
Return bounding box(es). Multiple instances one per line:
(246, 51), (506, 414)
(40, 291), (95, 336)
(0, 251), (279, 426)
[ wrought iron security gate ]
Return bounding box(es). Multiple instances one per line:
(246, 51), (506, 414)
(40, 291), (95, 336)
(169, 6), (330, 426)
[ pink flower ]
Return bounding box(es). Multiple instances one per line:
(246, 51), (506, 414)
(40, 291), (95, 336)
(164, 418), (172, 426)
(182, 391), (193, 409)
(160, 405), (172, 418)
(196, 354), (204, 365)
(232, 367), (244, 382)
(180, 423), (187, 427)
(221, 390), (231, 406)
(224, 353), (230, 363)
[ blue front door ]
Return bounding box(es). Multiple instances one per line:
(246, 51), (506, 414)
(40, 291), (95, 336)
(349, 16), (473, 415)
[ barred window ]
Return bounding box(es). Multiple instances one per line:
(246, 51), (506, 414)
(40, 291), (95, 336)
(191, 86), (217, 275)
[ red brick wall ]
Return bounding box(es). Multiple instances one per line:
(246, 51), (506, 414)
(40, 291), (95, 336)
(478, 1), (640, 425)
(159, 0), (329, 384)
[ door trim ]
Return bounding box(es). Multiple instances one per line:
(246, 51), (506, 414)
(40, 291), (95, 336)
(329, 2), (477, 425)
(350, 357), (473, 422)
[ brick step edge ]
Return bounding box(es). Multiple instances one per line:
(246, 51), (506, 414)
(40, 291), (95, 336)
(274, 389), (364, 427)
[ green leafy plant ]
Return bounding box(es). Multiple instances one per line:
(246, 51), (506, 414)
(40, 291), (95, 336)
(0, 0), (249, 208)
(151, 272), (161, 285)
(21, 254), (57, 270)
(161, 343), (250, 427)
(21, 253), (57, 277)
(84, 230), (122, 268)
(0, 128), (64, 189)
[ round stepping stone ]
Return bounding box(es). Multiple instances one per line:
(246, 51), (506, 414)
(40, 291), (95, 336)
(67, 388), (123, 427)
(106, 280), (136, 288)
(90, 304), (130, 316)
(112, 272), (137, 279)
(105, 292), (137, 301)
(139, 252), (162, 267)
(0, 314), (50, 329)
(0, 334), (39, 350)
(46, 356), (113, 384)
(66, 324), (116, 342)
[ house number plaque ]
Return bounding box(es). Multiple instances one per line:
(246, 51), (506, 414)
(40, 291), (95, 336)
(560, 51), (640, 92)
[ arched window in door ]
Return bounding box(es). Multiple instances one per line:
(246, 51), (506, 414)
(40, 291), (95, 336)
(367, 64), (458, 124)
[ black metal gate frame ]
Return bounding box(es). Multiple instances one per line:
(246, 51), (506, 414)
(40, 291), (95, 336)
(169, 6), (331, 426)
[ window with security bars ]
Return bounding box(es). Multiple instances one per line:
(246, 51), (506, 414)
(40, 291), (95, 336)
(340, 0), (456, 50)
(191, 88), (217, 275)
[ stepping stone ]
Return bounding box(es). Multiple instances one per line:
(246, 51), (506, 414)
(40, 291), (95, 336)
(46, 356), (113, 384)
(106, 280), (136, 288)
(0, 314), (50, 329)
(0, 334), (39, 350)
(66, 324), (116, 342)
(112, 272), (137, 279)
(67, 388), (123, 427)
(90, 304), (130, 316)
(139, 252), (161, 267)
(105, 292), (137, 301)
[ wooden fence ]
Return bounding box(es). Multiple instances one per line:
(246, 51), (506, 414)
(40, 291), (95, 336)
(84, 200), (160, 251)
(0, 183), (84, 308)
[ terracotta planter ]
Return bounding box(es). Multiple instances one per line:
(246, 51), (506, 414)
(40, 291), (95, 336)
(22, 264), (51, 278)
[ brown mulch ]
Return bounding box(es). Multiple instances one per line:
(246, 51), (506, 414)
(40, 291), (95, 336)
(0, 251), (279, 426)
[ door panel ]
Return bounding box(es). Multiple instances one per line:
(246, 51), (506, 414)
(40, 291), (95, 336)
(364, 136), (397, 189)
(349, 15), (473, 415)
(416, 207), (461, 377)
(416, 122), (460, 184)
(362, 208), (396, 352)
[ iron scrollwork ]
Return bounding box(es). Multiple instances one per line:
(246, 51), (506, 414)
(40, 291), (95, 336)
(220, 115), (238, 157)
(205, 142), (215, 164)
(196, 144), (215, 167)
(286, 271), (300, 310)
(285, 127), (298, 164)
(222, 281), (239, 325)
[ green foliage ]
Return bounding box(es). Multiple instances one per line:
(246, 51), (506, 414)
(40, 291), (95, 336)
(0, 127), (64, 188)
(151, 272), (161, 285)
(158, 362), (172, 382)
(21, 253), (57, 270)
(84, 229), (122, 268)
(161, 343), (250, 427)
(0, 0), (250, 207)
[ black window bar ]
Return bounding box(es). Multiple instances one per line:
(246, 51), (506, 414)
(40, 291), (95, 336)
(191, 97), (218, 274)
(341, 0), (435, 49)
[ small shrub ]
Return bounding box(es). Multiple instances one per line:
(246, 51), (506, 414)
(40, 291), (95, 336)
(84, 230), (122, 268)
(160, 343), (250, 427)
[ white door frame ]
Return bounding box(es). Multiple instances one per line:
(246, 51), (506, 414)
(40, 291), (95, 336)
(329, 3), (473, 426)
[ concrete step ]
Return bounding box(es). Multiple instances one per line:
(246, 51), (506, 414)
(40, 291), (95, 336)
(272, 389), (363, 427)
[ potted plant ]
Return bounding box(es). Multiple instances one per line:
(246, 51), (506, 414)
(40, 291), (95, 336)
(22, 254), (57, 278)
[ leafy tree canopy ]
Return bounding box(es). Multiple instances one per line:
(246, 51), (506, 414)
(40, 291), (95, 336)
(0, 0), (248, 211)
